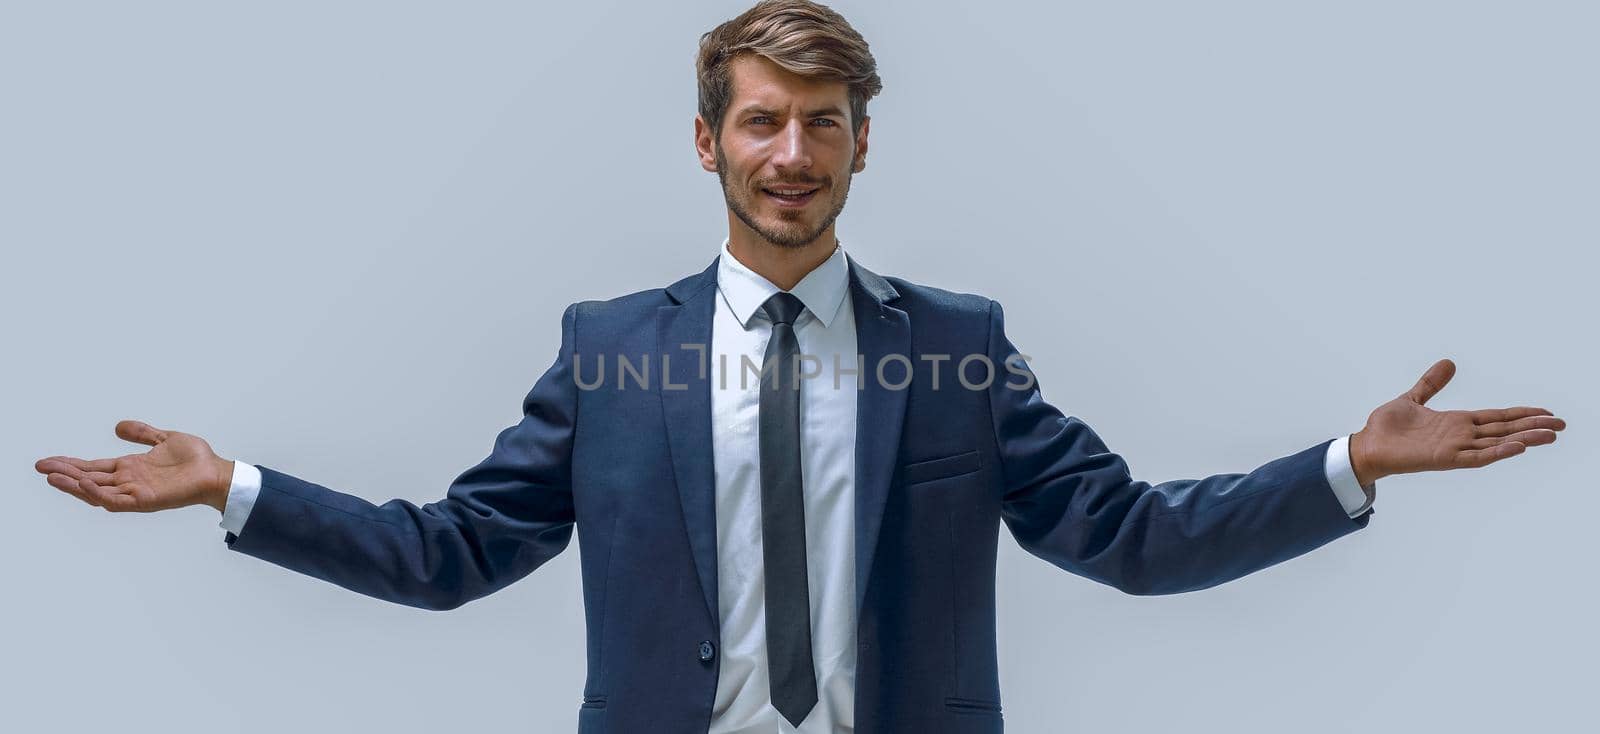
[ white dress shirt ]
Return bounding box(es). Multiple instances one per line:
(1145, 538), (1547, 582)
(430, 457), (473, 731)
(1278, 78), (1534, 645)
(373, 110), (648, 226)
(704, 238), (859, 732)
(218, 238), (1376, 733)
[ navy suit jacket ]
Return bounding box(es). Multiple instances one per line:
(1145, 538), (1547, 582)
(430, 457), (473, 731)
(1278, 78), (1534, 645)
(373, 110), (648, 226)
(224, 254), (1372, 733)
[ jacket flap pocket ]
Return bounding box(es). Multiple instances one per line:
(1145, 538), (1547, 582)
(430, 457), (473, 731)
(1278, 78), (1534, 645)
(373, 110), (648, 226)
(902, 449), (980, 485)
(944, 696), (1002, 714)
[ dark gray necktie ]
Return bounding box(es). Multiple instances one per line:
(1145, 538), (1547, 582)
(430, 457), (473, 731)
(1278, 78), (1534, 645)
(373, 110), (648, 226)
(758, 291), (818, 728)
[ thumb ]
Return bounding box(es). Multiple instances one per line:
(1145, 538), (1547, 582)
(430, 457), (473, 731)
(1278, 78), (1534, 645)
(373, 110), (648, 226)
(1403, 358), (1455, 406)
(115, 419), (171, 447)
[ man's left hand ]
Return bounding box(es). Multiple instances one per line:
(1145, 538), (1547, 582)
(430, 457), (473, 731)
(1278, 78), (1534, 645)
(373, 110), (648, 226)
(1349, 358), (1565, 488)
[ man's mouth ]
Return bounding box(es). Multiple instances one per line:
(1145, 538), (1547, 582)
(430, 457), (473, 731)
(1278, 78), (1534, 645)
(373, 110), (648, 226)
(762, 185), (819, 207)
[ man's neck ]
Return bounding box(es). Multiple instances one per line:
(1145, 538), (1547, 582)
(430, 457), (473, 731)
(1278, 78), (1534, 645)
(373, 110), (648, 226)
(726, 228), (838, 291)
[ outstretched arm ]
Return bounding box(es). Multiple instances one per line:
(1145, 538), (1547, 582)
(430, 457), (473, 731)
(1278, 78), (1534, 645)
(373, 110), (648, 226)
(985, 299), (1562, 596)
(36, 303), (583, 611)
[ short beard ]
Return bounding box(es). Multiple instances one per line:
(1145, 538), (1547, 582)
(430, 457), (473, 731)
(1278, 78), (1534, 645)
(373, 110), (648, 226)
(715, 142), (850, 250)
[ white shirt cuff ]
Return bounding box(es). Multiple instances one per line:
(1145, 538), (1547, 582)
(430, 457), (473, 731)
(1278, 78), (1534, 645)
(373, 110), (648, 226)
(1324, 434), (1375, 518)
(218, 460), (262, 536)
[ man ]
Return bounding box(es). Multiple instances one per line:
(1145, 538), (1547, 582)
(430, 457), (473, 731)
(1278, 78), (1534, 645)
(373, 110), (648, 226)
(34, 1), (1565, 732)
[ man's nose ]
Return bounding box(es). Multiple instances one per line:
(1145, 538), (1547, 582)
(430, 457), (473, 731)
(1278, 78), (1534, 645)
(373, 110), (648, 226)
(770, 119), (813, 172)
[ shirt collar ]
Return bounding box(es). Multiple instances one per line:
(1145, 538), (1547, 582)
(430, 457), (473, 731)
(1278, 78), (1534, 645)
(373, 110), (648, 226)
(716, 236), (850, 329)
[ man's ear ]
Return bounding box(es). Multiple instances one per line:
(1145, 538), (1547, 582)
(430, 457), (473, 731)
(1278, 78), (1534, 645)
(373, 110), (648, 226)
(694, 115), (718, 173)
(852, 115), (870, 173)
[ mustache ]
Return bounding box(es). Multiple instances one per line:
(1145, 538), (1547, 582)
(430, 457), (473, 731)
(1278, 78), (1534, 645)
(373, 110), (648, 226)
(756, 177), (826, 188)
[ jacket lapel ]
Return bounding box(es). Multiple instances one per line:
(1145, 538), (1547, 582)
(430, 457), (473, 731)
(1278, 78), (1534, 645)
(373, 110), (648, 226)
(847, 257), (909, 618)
(658, 258), (721, 629)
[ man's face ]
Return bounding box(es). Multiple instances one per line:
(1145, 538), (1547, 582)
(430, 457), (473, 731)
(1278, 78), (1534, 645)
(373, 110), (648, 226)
(696, 54), (869, 249)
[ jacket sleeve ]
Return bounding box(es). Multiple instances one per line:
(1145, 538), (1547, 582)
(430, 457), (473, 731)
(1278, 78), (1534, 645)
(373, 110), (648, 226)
(985, 299), (1371, 596)
(224, 303), (581, 611)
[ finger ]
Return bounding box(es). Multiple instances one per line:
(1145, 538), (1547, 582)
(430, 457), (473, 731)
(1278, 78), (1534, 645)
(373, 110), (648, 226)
(75, 474), (135, 512)
(116, 483), (154, 512)
(42, 459), (91, 483)
(46, 472), (101, 507)
(115, 420), (170, 447)
(42, 460), (118, 488)
(82, 470), (116, 486)
(70, 457), (119, 472)
(39, 459), (139, 511)
(34, 456), (118, 474)
(1472, 406), (1556, 425)
(1475, 415), (1566, 438)
(1454, 441), (1525, 469)
(1470, 429), (1559, 450)
(1405, 358), (1456, 406)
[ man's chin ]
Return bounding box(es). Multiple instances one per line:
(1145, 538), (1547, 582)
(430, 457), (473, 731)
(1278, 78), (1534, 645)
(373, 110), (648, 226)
(755, 223), (824, 249)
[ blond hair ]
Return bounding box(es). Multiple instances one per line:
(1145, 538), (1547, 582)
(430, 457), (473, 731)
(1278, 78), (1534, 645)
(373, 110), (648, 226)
(696, 0), (883, 139)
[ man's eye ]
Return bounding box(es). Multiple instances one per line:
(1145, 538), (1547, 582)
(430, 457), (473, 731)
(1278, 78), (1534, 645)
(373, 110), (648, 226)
(813, 119), (837, 127)
(750, 116), (772, 124)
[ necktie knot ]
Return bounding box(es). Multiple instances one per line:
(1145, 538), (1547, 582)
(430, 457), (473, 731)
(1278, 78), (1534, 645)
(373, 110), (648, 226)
(761, 292), (806, 327)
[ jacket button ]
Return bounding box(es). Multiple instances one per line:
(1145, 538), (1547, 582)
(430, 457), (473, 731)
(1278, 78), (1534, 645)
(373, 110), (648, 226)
(698, 640), (716, 662)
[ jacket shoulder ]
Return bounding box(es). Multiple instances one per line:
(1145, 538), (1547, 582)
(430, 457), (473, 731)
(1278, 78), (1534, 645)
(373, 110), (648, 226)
(880, 274), (995, 320)
(571, 262), (713, 320)
(571, 285), (675, 319)
(563, 270), (709, 349)
(572, 286), (672, 315)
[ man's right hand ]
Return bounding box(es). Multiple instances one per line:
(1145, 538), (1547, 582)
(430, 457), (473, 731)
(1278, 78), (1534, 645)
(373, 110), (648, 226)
(34, 420), (234, 513)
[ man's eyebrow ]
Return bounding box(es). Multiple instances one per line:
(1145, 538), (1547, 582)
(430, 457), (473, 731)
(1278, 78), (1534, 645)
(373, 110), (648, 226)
(736, 104), (847, 118)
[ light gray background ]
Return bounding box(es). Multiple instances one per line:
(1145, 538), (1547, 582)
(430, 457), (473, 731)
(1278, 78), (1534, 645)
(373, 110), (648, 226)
(4, 1), (1593, 732)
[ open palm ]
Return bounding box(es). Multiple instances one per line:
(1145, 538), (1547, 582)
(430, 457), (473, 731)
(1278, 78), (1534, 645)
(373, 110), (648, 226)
(34, 420), (230, 513)
(1351, 359), (1564, 484)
